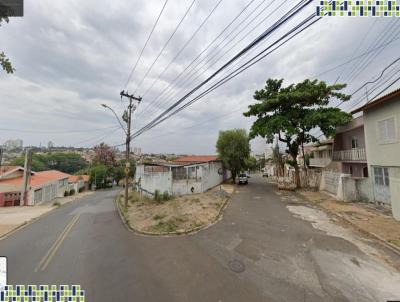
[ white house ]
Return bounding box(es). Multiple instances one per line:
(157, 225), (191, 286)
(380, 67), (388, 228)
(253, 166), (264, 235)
(135, 156), (229, 196)
(352, 88), (400, 220)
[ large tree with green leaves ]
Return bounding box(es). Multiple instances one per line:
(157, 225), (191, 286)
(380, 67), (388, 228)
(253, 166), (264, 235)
(244, 78), (352, 187)
(216, 129), (251, 183)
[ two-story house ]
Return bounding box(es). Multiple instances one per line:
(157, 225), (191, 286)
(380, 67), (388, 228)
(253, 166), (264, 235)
(352, 88), (400, 220)
(332, 116), (368, 178)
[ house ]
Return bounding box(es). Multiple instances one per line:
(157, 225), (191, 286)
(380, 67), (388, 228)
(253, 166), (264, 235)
(135, 155), (229, 196)
(352, 88), (400, 220)
(308, 139), (333, 168)
(0, 167), (70, 206)
(68, 175), (86, 193)
(332, 116), (368, 177)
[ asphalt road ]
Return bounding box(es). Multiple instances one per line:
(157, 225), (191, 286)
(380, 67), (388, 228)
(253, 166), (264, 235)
(1, 175), (400, 301)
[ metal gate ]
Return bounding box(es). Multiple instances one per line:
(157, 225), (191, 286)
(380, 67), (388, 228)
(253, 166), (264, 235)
(373, 166), (391, 204)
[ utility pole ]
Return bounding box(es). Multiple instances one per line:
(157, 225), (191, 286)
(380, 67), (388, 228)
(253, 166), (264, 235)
(102, 92), (141, 207)
(20, 148), (32, 206)
(120, 90), (141, 208)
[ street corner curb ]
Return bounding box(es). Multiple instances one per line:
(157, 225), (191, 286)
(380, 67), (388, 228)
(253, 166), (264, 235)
(114, 188), (236, 238)
(294, 190), (400, 257)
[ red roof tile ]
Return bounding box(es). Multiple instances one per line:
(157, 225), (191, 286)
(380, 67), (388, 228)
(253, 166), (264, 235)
(0, 170), (70, 188)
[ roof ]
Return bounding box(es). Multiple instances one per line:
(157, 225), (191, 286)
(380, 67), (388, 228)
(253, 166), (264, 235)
(351, 87), (400, 114)
(0, 166), (36, 179)
(68, 175), (83, 183)
(81, 175), (90, 182)
(0, 166), (20, 177)
(0, 169), (70, 189)
(174, 155), (219, 163)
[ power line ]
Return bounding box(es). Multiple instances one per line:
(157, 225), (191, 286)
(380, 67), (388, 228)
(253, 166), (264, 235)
(313, 34), (400, 79)
(135, 0), (278, 121)
(123, 0), (169, 90)
(134, 0), (224, 97)
(111, 1), (315, 148)
(138, 0), (286, 123)
(345, 18), (400, 83)
(132, 0), (197, 95)
(131, 3), (318, 139)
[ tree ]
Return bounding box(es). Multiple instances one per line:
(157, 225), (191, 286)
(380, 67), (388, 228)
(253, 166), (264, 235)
(216, 129), (251, 183)
(244, 79), (352, 187)
(93, 143), (116, 168)
(89, 164), (108, 189)
(112, 159), (136, 183)
(12, 152), (88, 174)
(245, 156), (258, 172)
(0, 7), (15, 74)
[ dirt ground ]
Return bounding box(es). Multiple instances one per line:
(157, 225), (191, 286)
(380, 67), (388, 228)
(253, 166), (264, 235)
(298, 190), (400, 249)
(121, 184), (234, 234)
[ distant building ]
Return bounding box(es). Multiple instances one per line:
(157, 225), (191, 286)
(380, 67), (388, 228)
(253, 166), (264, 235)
(48, 141), (54, 149)
(3, 139), (23, 150)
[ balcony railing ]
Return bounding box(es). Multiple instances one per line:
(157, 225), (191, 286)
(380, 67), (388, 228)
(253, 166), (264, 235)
(333, 148), (366, 161)
(309, 157), (332, 167)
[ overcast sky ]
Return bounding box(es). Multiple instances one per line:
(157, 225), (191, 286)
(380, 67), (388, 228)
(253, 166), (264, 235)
(0, 0), (399, 155)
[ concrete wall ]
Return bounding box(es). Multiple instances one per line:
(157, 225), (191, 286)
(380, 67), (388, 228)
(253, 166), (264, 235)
(340, 177), (373, 202)
(201, 161), (224, 192)
(136, 165), (173, 195)
(320, 171), (342, 195)
(172, 180), (202, 195)
(389, 167), (400, 220)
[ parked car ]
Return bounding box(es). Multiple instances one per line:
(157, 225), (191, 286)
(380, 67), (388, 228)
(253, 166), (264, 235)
(238, 173), (248, 184)
(262, 171), (268, 177)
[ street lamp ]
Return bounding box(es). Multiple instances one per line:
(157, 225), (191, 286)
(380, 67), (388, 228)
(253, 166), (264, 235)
(101, 104), (127, 135)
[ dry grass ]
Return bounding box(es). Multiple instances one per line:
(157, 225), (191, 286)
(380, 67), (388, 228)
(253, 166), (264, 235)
(119, 185), (233, 234)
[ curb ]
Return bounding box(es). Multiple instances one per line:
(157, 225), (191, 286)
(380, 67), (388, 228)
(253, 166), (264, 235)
(114, 186), (236, 237)
(0, 192), (93, 241)
(294, 191), (400, 256)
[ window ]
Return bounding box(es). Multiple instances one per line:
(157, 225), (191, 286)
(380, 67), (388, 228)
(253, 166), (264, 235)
(351, 137), (358, 149)
(349, 166), (353, 175)
(378, 117), (396, 143)
(374, 167), (390, 186)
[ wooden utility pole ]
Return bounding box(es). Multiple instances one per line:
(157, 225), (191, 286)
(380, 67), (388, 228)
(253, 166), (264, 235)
(120, 90), (141, 208)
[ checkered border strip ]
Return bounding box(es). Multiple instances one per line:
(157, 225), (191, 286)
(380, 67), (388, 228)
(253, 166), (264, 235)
(0, 285), (85, 302)
(317, 1), (400, 16)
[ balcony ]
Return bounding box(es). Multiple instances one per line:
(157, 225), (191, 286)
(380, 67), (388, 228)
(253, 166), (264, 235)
(333, 148), (366, 161)
(309, 157), (332, 167)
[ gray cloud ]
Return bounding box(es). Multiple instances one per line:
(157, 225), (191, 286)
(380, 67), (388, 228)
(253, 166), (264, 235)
(0, 0), (398, 154)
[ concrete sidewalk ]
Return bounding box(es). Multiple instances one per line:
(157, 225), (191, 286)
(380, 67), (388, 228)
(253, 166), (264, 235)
(298, 189), (400, 254)
(0, 191), (93, 239)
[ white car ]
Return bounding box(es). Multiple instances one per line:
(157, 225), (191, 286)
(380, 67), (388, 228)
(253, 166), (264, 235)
(238, 173), (248, 184)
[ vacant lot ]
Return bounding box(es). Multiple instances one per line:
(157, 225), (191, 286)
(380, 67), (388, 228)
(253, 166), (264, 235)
(117, 185), (234, 235)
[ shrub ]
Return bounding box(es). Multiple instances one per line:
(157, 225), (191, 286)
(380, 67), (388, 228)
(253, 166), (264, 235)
(154, 189), (163, 203)
(69, 189), (75, 195)
(162, 191), (171, 201)
(64, 191), (69, 197)
(53, 201), (61, 207)
(153, 213), (167, 220)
